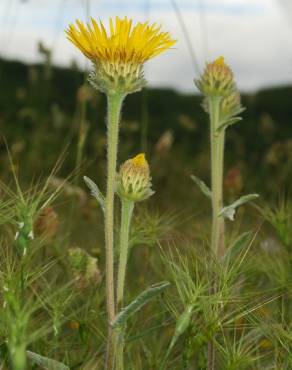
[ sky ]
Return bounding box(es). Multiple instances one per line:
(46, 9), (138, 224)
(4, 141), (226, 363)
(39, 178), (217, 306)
(0, 0), (292, 93)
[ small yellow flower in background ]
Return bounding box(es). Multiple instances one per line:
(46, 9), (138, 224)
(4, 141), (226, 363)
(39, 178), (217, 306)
(66, 17), (176, 94)
(195, 56), (235, 97)
(116, 153), (154, 202)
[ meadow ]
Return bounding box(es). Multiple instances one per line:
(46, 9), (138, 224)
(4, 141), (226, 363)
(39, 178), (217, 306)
(0, 17), (292, 370)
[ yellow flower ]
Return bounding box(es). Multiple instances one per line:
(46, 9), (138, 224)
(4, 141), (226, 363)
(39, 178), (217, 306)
(132, 153), (147, 167)
(116, 153), (154, 202)
(66, 17), (176, 94)
(214, 56), (225, 66)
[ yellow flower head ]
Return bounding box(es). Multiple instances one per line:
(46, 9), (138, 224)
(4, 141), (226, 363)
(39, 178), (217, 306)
(66, 17), (176, 94)
(132, 153), (147, 167)
(116, 153), (154, 202)
(195, 56), (236, 98)
(214, 56), (225, 66)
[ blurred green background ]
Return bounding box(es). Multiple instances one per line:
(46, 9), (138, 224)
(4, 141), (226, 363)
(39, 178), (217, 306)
(1, 0), (292, 210)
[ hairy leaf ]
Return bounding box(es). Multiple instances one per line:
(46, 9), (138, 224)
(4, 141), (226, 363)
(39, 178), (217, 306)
(217, 117), (243, 133)
(84, 176), (105, 212)
(220, 194), (259, 221)
(190, 175), (212, 199)
(112, 281), (170, 328)
(27, 351), (69, 370)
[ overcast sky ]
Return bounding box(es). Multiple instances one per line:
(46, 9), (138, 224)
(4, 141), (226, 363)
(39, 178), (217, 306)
(0, 0), (292, 92)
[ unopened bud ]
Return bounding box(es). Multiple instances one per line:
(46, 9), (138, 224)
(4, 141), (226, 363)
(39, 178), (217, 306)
(116, 153), (154, 202)
(195, 56), (235, 97)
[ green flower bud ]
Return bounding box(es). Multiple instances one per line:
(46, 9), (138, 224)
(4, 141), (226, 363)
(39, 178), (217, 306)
(116, 153), (154, 202)
(67, 247), (101, 289)
(195, 56), (235, 97)
(221, 90), (243, 117)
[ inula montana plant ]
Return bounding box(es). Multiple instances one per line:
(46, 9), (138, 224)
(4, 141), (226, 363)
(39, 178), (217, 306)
(193, 57), (259, 370)
(66, 16), (175, 369)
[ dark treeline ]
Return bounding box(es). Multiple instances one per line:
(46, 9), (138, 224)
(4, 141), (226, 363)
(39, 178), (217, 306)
(0, 58), (291, 197)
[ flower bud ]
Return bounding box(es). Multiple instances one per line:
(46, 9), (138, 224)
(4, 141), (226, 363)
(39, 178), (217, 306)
(221, 91), (243, 117)
(116, 153), (154, 202)
(67, 247), (101, 289)
(195, 56), (235, 97)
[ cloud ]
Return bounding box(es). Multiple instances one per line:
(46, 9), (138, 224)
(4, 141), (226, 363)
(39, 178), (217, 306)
(1, 0), (292, 93)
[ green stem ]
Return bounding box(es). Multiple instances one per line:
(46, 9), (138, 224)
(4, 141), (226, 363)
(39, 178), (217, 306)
(105, 92), (125, 370)
(208, 96), (225, 370)
(76, 96), (88, 179)
(210, 96), (225, 258)
(115, 328), (125, 370)
(115, 200), (134, 370)
(117, 200), (134, 309)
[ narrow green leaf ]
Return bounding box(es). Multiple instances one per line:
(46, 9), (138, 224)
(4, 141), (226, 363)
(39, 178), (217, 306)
(27, 351), (69, 370)
(190, 175), (211, 199)
(112, 281), (170, 328)
(219, 194), (259, 221)
(222, 231), (251, 264)
(161, 304), (196, 370)
(170, 304), (195, 349)
(83, 176), (105, 212)
(217, 117), (243, 133)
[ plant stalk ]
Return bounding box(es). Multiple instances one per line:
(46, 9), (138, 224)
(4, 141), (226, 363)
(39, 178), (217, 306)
(208, 96), (225, 370)
(115, 328), (125, 370)
(105, 92), (125, 370)
(117, 200), (134, 309)
(76, 95), (88, 180)
(115, 199), (134, 370)
(210, 96), (225, 258)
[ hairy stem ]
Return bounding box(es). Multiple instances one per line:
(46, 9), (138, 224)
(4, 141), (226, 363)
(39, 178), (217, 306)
(76, 95), (88, 179)
(210, 96), (225, 258)
(115, 329), (125, 370)
(117, 200), (134, 309)
(115, 199), (134, 370)
(105, 92), (125, 370)
(208, 96), (225, 370)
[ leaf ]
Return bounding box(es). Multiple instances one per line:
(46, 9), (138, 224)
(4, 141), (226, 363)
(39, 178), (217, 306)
(112, 281), (170, 328)
(27, 351), (70, 370)
(219, 194), (259, 221)
(84, 176), (105, 212)
(160, 304), (195, 370)
(170, 304), (195, 349)
(222, 231), (251, 264)
(190, 175), (211, 199)
(217, 117), (243, 133)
